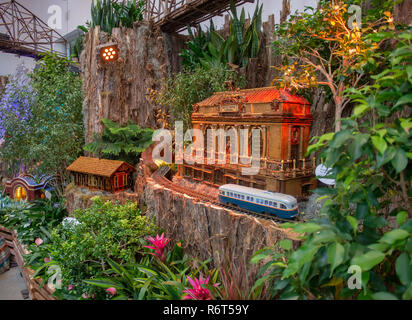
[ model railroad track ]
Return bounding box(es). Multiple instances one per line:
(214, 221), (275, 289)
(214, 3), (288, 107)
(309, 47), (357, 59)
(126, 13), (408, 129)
(152, 167), (299, 224)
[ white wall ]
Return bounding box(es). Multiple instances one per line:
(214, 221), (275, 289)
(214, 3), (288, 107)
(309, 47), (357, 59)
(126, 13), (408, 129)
(0, 0), (92, 76)
(14, 0), (92, 35)
(0, 52), (36, 76)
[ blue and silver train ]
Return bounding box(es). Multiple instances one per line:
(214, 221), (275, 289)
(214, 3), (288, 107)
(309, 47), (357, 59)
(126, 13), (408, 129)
(218, 184), (299, 219)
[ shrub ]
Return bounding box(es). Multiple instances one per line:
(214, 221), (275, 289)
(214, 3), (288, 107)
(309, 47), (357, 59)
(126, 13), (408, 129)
(83, 118), (154, 166)
(152, 65), (245, 130)
(25, 197), (158, 299)
(0, 53), (84, 191)
(180, 1), (263, 70)
(0, 193), (66, 245)
(251, 30), (412, 300)
(28, 52), (84, 189)
(0, 64), (34, 176)
(90, 0), (145, 34)
(86, 235), (219, 300)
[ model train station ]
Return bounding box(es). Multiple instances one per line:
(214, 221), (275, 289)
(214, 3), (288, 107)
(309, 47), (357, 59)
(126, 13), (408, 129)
(177, 87), (316, 198)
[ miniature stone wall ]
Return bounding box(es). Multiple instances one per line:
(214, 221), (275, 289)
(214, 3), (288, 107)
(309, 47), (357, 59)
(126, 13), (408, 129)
(143, 178), (298, 278)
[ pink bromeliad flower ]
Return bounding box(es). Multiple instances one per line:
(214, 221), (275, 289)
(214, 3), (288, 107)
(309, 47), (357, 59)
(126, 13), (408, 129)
(35, 238), (43, 246)
(144, 233), (170, 263)
(106, 287), (117, 296)
(183, 275), (217, 300)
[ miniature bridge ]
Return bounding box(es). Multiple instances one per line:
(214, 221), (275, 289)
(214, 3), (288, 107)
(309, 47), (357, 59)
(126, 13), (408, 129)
(145, 0), (255, 33)
(0, 0), (66, 58)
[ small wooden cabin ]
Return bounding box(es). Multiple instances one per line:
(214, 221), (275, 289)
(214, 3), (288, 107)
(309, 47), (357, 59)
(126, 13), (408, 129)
(66, 157), (136, 193)
(5, 174), (56, 201)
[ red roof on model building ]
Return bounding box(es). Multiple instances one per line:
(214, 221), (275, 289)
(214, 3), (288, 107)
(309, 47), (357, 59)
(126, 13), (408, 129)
(195, 87), (310, 107)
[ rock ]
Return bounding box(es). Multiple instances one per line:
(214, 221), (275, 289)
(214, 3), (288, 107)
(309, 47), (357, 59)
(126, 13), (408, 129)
(64, 183), (137, 215)
(298, 193), (326, 220)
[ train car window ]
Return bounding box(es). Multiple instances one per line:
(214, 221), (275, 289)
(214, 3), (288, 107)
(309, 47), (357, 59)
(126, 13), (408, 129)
(241, 195), (244, 200)
(246, 196), (250, 201)
(273, 202), (278, 208)
(251, 197), (254, 201)
(265, 200), (268, 205)
(269, 201), (273, 206)
(280, 204), (287, 209)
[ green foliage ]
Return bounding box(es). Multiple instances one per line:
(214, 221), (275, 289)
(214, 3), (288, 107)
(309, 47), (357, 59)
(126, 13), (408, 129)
(70, 32), (85, 59)
(90, 0), (145, 34)
(252, 30), (412, 300)
(1, 53), (84, 190)
(25, 197), (158, 299)
(28, 53), (84, 188)
(180, 1), (263, 69)
(271, 0), (401, 131)
(86, 245), (218, 300)
(153, 65), (245, 129)
(83, 118), (154, 166)
(0, 64), (34, 176)
(0, 194), (67, 245)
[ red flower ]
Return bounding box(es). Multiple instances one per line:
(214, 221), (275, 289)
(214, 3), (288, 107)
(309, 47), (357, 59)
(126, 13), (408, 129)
(144, 233), (170, 263)
(106, 287), (117, 296)
(183, 275), (215, 300)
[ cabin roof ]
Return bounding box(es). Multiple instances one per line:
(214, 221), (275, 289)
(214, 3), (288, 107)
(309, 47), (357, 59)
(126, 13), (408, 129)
(195, 87), (310, 108)
(66, 157), (135, 178)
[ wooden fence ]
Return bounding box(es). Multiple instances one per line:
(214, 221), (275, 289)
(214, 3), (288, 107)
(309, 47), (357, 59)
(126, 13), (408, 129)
(0, 225), (56, 300)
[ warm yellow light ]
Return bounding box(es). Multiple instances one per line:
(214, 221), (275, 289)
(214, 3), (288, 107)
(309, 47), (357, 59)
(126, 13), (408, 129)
(103, 53), (106, 57)
(15, 187), (27, 201)
(109, 47), (113, 51)
(105, 49), (109, 52)
(106, 56), (110, 60)
(112, 51), (116, 55)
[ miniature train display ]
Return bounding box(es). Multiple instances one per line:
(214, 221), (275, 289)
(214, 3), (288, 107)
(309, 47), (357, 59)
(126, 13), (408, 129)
(218, 184), (299, 219)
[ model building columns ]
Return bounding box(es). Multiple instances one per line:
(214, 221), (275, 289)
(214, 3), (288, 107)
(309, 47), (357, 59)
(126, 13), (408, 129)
(197, 124), (272, 166)
(183, 87), (316, 197)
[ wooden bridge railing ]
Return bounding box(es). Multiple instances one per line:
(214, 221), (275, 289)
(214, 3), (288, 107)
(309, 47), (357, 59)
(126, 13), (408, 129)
(0, 0), (66, 58)
(145, 0), (255, 33)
